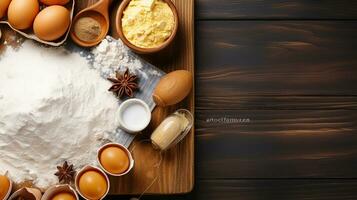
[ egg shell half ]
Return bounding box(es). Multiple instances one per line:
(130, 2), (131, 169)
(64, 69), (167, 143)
(78, 170), (107, 200)
(153, 70), (193, 106)
(41, 184), (78, 200)
(52, 192), (76, 200)
(7, 0), (40, 30)
(33, 5), (70, 41)
(100, 146), (130, 174)
(0, 175), (11, 200)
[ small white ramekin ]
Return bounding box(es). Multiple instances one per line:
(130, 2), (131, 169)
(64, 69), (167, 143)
(118, 98), (151, 133)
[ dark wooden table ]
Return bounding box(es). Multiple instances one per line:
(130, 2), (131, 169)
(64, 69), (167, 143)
(109, 0), (357, 199)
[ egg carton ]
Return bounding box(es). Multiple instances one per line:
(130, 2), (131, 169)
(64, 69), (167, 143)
(0, 0), (75, 46)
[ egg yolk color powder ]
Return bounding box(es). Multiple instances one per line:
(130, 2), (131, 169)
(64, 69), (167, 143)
(121, 0), (175, 48)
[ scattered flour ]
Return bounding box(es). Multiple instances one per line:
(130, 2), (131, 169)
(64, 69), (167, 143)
(90, 36), (161, 79)
(0, 41), (120, 188)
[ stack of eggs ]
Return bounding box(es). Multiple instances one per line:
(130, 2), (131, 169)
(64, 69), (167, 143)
(0, 0), (71, 41)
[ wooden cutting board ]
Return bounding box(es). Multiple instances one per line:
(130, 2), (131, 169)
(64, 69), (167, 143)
(77, 0), (195, 195)
(0, 0), (194, 195)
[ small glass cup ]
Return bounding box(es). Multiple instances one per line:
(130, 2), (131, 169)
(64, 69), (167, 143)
(151, 109), (193, 151)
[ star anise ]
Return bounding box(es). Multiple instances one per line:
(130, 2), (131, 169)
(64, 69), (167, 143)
(54, 161), (75, 184)
(107, 69), (139, 98)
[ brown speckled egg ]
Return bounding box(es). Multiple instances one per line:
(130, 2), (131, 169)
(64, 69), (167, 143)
(7, 0), (39, 30)
(33, 5), (70, 41)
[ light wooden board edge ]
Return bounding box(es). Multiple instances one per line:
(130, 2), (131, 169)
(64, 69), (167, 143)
(109, 0), (195, 195)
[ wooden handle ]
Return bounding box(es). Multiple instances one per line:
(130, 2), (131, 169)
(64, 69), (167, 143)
(92, 0), (111, 14)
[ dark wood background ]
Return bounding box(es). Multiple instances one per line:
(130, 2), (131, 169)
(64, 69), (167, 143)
(108, 0), (357, 199)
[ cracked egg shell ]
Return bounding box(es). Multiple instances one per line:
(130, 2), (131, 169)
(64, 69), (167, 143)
(8, 187), (41, 200)
(42, 184), (78, 200)
(0, 174), (12, 200)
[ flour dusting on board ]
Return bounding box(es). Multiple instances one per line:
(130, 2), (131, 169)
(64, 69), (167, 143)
(89, 36), (161, 79)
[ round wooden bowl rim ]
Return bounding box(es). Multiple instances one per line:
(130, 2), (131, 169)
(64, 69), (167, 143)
(116, 0), (179, 54)
(70, 10), (110, 47)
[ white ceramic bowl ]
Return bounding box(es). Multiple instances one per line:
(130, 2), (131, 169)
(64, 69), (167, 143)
(97, 143), (135, 177)
(118, 98), (151, 133)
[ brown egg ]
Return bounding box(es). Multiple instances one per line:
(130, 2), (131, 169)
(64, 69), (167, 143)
(0, 0), (11, 19)
(40, 0), (70, 6)
(33, 5), (70, 41)
(7, 0), (39, 30)
(52, 192), (76, 200)
(79, 170), (107, 200)
(153, 70), (193, 106)
(0, 175), (10, 200)
(100, 146), (130, 174)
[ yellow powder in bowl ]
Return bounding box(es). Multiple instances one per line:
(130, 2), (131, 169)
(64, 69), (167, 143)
(121, 0), (175, 48)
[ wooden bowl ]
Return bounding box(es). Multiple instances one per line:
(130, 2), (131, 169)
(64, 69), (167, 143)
(70, 0), (111, 47)
(115, 0), (179, 54)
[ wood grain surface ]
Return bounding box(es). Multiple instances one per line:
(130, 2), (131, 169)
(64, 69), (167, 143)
(196, 110), (357, 178)
(197, 0), (357, 19)
(75, 0), (195, 195)
(111, 0), (194, 195)
(192, 180), (357, 200)
(193, 0), (357, 199)
(1, 0), (194, 196)
(3, 0), (357, 199)
(192, 18), (357, 200)
(54, 0), (194, 196)
(70, 0), (357, 199)
(197, 21), (357, 96)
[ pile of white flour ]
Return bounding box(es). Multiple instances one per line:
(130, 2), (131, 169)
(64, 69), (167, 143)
(0, 41), (120, 188)
(90, 36), (161, 79)
(91, 36), (143, 75)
